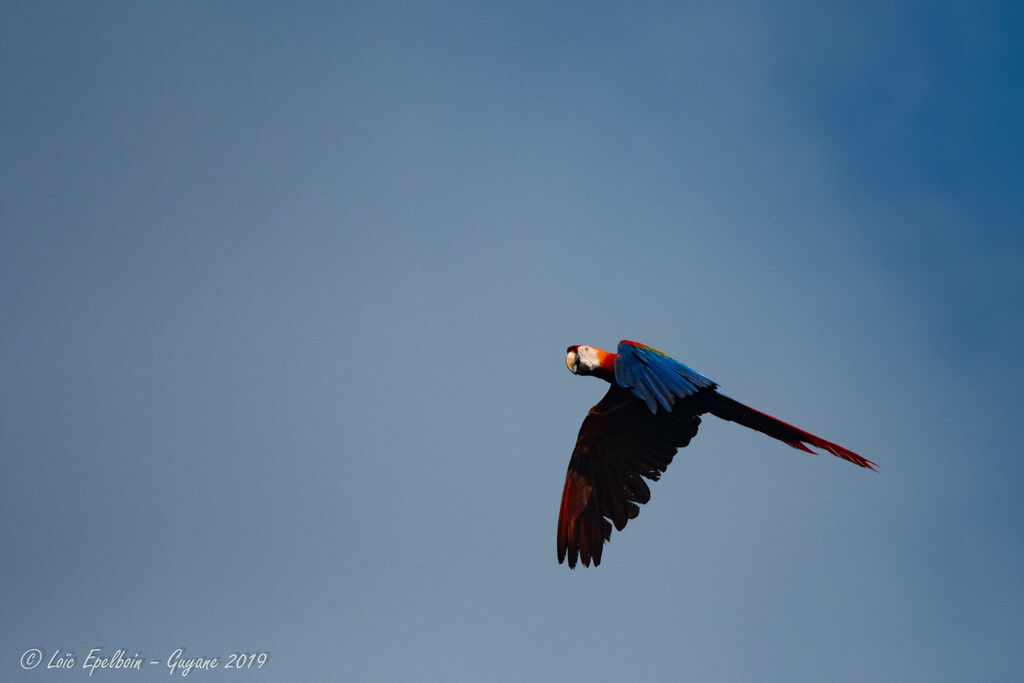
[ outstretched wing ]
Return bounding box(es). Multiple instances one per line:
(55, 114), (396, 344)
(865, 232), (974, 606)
(557, 384), (702, 568)
(615, 340), (717, 413)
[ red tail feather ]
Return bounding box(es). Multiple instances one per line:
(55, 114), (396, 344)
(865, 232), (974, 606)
(708, 394), (876, 470)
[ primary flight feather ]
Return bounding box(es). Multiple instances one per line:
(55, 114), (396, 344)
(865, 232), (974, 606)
(558, 340), (876, 568)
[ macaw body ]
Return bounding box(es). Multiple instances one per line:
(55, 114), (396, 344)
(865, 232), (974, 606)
(559, 340), (875, 568)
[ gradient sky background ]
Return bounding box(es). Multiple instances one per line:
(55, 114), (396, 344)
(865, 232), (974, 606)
(3, 2), (1022, 681)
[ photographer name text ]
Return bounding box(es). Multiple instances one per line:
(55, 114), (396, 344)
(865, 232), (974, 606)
(20, 647), (269, 677)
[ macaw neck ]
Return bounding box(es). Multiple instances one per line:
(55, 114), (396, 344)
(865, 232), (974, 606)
(593, 351), (617, 383)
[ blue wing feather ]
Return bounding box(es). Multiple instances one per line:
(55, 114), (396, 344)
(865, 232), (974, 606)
(614, 341), (718, 413)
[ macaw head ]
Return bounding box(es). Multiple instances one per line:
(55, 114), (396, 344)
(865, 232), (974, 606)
(566, 345), (612, 376)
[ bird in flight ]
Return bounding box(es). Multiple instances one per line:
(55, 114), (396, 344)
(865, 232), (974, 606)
(559, 340), (875, 568)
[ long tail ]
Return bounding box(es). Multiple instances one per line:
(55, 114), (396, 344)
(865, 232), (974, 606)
(707, 393), (877, 470)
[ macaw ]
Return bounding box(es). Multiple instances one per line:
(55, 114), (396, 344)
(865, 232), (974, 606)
(558, 340), (875, 568)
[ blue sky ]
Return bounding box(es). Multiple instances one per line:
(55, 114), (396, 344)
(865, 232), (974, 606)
(2, 2), (1022, 681)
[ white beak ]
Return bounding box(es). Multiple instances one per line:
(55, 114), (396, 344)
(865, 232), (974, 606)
(566, 350), (578, 373)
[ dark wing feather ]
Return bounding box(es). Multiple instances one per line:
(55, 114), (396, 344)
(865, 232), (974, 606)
(557, 384), (703, 568)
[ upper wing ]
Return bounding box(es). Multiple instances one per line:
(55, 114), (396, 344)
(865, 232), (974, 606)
(614, 340), (718, 413)
(557, 384), (702, 568)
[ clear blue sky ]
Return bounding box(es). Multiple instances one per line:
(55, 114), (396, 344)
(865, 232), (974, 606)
(2, 2), (1022, 681)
